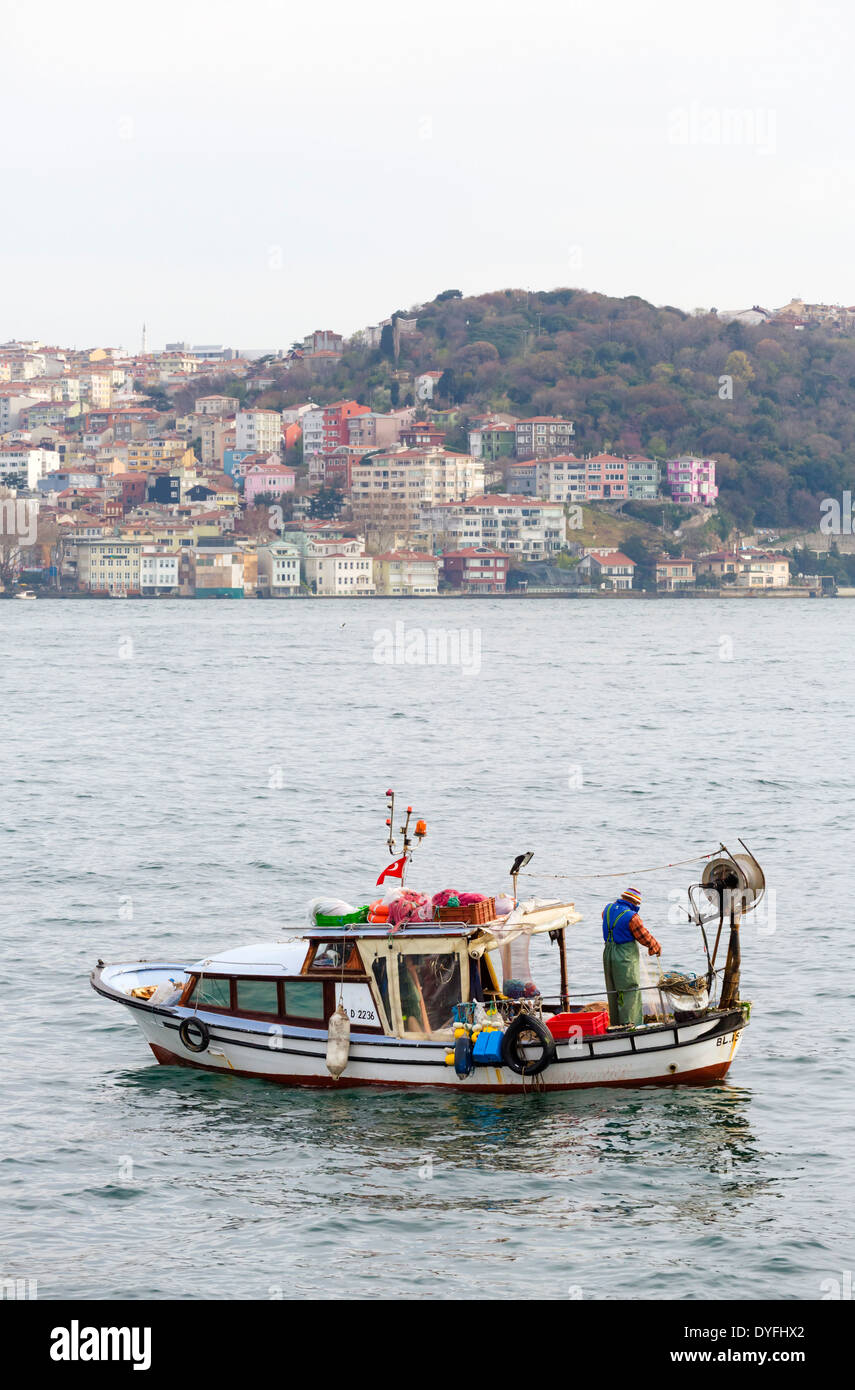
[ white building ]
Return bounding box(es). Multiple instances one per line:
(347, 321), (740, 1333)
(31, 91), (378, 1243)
(421, 495), (565, 559)
(257, 540), (302, 595)
(300, 406), (325, 458)
(140, 547), (180, 594)
(235, 409), (282, 455)
(304, 543), (375, 595)
(0, 391), (51, 431)
(533, 456), (587, 503)
(0, 443), (61, 489)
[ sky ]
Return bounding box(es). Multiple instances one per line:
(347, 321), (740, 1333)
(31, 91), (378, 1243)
(2, 0), (853, 350)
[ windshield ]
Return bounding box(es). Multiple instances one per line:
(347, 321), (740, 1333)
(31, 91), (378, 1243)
(398, 952), (461, 1033)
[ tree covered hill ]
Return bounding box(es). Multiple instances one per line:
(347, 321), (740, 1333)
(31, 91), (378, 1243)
(247, 287), (855, 531)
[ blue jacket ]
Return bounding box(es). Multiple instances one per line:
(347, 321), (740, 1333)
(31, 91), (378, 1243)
(602, 898), (638, 944)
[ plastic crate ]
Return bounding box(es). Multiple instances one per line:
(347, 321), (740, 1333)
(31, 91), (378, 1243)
(434, 897), (496, 925)
(546, 1008), (609, 1039)
(472, 1028), (505, 1065)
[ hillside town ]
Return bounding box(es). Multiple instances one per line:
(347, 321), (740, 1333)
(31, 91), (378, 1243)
(0, 330), (823, 598)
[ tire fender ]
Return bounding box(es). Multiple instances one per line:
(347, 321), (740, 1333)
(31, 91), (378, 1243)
(178, 1016), (210, 1054)
(500, 1012), (557, 1076)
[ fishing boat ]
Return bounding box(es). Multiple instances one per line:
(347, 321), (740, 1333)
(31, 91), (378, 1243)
(91, 795), (763, 1093)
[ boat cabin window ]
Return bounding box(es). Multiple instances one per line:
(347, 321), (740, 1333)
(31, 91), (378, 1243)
(372, 958), (391, 1021)
(284, 980), (325, 1021)
(189, 975), (232, 1011)
(235, 979), (279, 1016)
(307, 940), (362, 972)
(398, 952), (461, 1034)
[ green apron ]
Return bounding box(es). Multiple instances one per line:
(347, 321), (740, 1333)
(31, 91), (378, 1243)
(603, 938), (642, 1027)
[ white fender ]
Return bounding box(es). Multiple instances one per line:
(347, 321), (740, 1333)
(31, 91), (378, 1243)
(326, 1004), (351, 1080)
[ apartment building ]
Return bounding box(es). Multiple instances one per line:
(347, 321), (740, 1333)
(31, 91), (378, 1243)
(79, 370), (113, 408)
(140, 547), (180, 594)
(0, 443), (61, 489)
(194, 395), (238, 418)
(667, 456), (718, 505)
(584, 454), (629, 501)
(626, 455), (660, 499)
(302, 400), (370, 458)
(257, 540), (302, 596)
(243, 462), (295, 505)
(76, 537), (143, 593)
(440, 547), (510, 593)
(536, 455), (586, 503)
(655, 557), (696, 590)
(373, 550), (439, 595)
(235, 409), (282, 455)
(468, 422), (517, 462)
(515, 416), (575, 459)
(126, 439), (195, 473)
(0, 389), (51, 431)
(347, 409), (413, 450)
(307, 444), (372, 489)
(304, 549), (375, 595)
(422, 495), (565, 559)
(350, 448), (485, 534)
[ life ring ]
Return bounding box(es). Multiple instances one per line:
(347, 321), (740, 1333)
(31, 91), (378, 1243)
(178, 1016), (210, 1053)
(501, 1012), (557, 1076)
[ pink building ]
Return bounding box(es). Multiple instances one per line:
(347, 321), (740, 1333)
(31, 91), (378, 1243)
(585, 453), (629, 500)
(243, 462), (296, 505)
(667, 456), (718, 505)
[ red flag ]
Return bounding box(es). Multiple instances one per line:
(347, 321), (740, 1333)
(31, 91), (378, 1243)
(376, 855), (407, 886)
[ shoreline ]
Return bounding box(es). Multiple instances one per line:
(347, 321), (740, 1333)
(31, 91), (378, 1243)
(6, 588), (841, 602)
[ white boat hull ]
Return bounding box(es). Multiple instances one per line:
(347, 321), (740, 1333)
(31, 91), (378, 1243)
(93, 963), (748, 1092)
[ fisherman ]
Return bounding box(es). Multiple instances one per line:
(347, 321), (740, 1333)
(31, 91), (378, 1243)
(602, 887), (661, 1028)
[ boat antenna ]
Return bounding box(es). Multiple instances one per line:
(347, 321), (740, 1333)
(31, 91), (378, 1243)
(378, 789), (428, 889)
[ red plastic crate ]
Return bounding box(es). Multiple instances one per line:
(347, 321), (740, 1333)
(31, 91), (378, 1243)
(547, 1008), (609, 1039)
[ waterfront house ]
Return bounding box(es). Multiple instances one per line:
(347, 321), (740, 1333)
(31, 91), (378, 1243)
(579, 550), (636, 589)
(257, 540), (302, 596)
(655, 556), (696, 590)
(440, 547), (510, 593)
(373, 550), (439, 596)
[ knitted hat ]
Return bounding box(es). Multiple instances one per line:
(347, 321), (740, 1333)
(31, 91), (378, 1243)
(622, 887), (642, 908)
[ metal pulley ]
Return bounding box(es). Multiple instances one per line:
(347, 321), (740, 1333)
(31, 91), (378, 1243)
(701, 847), (765, 918)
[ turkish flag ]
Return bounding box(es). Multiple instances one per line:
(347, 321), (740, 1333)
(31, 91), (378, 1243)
(376, 855), (407, 885)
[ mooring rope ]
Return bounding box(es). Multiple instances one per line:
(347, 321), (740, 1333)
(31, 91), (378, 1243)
(520, 849), (718, 882)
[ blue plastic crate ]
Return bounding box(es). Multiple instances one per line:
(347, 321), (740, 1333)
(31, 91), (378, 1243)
(472, 1029), (505, 1066)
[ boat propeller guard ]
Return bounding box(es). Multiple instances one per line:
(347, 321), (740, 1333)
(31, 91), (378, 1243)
(501, 1012), (557, 1076)
(178, 1017), (210, 1053)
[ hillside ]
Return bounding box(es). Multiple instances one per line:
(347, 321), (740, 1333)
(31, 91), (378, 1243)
(220, 288), (855, 529)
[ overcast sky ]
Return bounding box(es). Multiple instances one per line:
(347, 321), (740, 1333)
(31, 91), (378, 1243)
(3, 0), (852, 350)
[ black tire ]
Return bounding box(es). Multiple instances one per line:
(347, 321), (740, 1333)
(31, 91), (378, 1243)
(501, 1012), (557, 1076)
(178, 1016), (210, 1054)
(454, 1033), (474, 1077)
